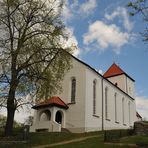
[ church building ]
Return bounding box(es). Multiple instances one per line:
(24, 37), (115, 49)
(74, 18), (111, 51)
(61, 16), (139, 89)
(30, 55), (138, 133)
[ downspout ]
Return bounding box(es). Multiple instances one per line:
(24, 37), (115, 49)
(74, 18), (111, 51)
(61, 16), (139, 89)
(102, 78), (104, 131)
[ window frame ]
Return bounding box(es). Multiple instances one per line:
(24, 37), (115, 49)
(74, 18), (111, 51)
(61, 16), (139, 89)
(93, 80), (96, 115)
(71, 77), (76, 103)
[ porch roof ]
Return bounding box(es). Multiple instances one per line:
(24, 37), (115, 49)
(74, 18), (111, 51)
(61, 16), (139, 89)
(32, 96), (69, 109)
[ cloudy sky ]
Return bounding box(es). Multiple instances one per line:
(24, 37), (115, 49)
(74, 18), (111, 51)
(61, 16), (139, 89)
(2, 0), (148, 123)
(63, 0), (148, 120)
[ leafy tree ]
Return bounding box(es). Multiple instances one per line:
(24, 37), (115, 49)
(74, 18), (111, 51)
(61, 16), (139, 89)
(128, 0), (148, 41)
(0, 0), (74, 136)
(0, 114), (21, 128)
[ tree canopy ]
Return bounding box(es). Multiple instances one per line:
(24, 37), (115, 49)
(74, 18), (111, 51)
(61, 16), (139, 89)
(0, 0), (74, 136)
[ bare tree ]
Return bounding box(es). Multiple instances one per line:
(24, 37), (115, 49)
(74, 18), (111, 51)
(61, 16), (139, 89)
(0, 0), (73, 136)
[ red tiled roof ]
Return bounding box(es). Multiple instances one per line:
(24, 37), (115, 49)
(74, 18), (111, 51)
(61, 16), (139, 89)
(32, 96), (68, 109)
(103, 63), (135, 81)
(103, 63), (125, 78)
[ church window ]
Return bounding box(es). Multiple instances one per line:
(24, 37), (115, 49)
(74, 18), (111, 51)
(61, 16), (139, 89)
(93, 80), (96, 115)
(115, 93), (117, 122)
(122, 98), (125, 124)
(40, 110), (51, 121)
(71, 77), (76, 103)
(105, 87), (108, 119)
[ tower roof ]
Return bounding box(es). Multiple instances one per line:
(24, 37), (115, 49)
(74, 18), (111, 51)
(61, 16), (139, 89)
(32, 96), (68, 109)
(103, 63), (135, 81)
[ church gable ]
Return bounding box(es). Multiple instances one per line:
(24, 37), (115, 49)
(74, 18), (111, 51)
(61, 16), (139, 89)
(103, 63), (135, 82)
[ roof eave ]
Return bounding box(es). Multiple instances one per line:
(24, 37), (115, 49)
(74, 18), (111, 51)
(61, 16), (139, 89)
(104, 73), (135, 82)
(32, 103), (69, 110)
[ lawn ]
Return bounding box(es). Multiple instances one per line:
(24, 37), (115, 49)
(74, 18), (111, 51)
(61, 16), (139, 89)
(0, 131), (102, 148)
(0, 131), (148, 148)
(51, 136), (131, 148)
(120, 135), (148, 146)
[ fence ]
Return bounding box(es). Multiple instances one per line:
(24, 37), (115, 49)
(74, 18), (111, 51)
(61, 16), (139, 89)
(104, 129), (134, 142)
(0, 125), (29, 142)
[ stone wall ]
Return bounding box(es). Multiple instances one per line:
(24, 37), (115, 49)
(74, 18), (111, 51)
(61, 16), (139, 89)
(134, 121), (148, 135)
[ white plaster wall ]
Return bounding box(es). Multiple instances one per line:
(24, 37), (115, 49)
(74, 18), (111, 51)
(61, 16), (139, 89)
(103, 79), (136, 130)
(107, 75), (135, 98)
(85, 68), (102, 132)
(57, 58), (86, 132)
(126, 77), (135, 98)
(107, 75), (126, 92)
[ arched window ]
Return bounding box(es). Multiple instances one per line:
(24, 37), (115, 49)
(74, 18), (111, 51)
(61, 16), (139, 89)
(115, 93), (117, 122)
(93, 80), (96, 115)
(40, 110), (51, 121)
(105, 87), (108, 119)
(55, 111), (62, 124)
(122, 98), (125, 124)
(71, 77), (76, 103)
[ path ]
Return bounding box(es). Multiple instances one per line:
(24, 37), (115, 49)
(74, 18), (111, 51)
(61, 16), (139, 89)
(32, 135), (99, 148)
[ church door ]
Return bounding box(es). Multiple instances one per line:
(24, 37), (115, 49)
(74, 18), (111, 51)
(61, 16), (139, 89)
(55, 111), (62, 124)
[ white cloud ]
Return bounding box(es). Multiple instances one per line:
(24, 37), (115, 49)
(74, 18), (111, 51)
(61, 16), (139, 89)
(61, 27), (80, 57)
(62, 0), (97, 22)
(62, 0), (73, 22)
(136, 96), (148, 120)
(79, 0), (97, 15)
(83, 21), (131, 54)
(105, 7), (134, 32)
(98, 69), (103, 74)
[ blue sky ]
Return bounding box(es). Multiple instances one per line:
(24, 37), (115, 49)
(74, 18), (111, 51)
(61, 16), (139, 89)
(62, 0), (148, 119)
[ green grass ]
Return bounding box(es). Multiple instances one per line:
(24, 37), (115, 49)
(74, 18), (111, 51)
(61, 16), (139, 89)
(28, 131), (102, 146)
(0, 131), (102, 148)
(120, 135), (148, 146)
(51, 136), (130, 148)
(0, 131), (148, 148)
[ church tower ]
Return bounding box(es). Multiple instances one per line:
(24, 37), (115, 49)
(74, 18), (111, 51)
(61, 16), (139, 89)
(103, 63), (135, 98)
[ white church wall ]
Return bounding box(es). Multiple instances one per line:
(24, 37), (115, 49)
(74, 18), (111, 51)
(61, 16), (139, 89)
(103, 79), (136, 130)
(126, 77), (135, 98)
(58, 58), (86, 133)
(85, 68), (102, 132)
(107, 74), (126, 92)
(107, 74), (135, 98)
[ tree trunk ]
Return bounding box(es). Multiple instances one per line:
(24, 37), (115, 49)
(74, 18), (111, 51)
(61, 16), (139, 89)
(5, 86), (16, 136)
(5, 105), (15, 136)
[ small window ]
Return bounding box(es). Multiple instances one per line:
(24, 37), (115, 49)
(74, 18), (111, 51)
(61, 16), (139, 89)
(105, 87), (108, 119)
(115, 83), (118, 86)
(114, 93), (117, 122)
(93, 80), (96, 115)
(122, 98), (125, 124)
(71, 77), (76, 103)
